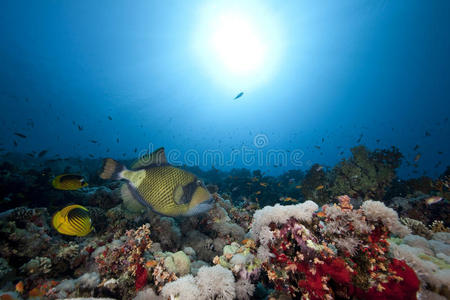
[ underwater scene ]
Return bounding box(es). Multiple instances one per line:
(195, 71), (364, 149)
(0, 1), (449, 300)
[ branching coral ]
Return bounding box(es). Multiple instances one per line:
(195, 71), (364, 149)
(430, 221), (450, 233)
(95, 223), (154, 297)
(401, 217), (433, 239)
(20, 256), (52, 276)
(0, 207), (52, 260)
(56, 242), (80, 261)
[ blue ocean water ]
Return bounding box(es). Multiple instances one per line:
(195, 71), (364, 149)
(1, 3), (450, 300)
(0, 0), (449, 178)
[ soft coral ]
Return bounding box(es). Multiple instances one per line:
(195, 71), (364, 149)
(355, 259), (419, 300)
(135, 264), (148, 291)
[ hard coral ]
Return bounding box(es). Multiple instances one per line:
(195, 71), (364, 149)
(94, 223), (153, 297)
(20, 256), (52, 276)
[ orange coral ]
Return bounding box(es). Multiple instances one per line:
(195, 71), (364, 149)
(145, 260), (158, 268)
(337, 195), (353, 211)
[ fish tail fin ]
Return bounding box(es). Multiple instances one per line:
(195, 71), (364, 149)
(100, 158), (126, 180)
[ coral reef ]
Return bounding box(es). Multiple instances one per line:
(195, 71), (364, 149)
(329, 146), (402, 200)
(161, 265), (235, 300)
(300, 164), (330, 205)
(389, 193), (449, 226)
(94, 224), (153, 298)
(390, 232), (450, 299)
(0, 155), (449, 299)
(20, 256), (52, 276)
(0, 258), (12, 282)
(250, 197), (419, 299)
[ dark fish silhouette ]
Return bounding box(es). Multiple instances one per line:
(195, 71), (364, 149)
(14, 132), (26, 138)
(38, 150), (48, 157)
(78, 125), (83, 131)
(357, 134), (363, 143)
(234, 92), (244, 100)
(108, 116), (112, 120)
(89, 140), (98, 144)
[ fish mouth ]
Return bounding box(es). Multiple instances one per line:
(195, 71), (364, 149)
(204, 196), (214, 205)
(185, 197), (214, 216)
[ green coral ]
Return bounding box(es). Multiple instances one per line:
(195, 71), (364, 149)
(387, 237), (403, 245)
(418, 253), (450, 270)
(329, 146), (402, 200)
(301, 163), (330, 205)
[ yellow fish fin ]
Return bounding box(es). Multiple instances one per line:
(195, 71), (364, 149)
(121, 183), (135, 204)
(123, 169), (146, 187)
(121, 183), (148, 212)
(131, 147), (167, 170)
(173, 185), (185, 205)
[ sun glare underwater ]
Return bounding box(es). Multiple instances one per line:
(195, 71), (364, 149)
(0, 1), (449, 300)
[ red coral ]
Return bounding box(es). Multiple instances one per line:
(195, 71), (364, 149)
(355, 259), (419, 300)
(135, 264), (148, 291)
(319, 257), (352, 285)
(298, 271), (326, 300)
(368, 226), (383, 243)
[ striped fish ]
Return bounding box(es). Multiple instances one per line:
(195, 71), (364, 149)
(52, 204), (93, 236)
(99, 147), (214, 217)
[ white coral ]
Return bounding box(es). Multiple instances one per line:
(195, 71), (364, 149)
(133, 288), (161, 300)
(235, 278), (255, 300)
(160, 275), (200, 299)
(196, 265), (235, 300)
(361, 200), (410, 237)
(250, 200), (318, 240)
(57, 242), (80, 260)
(76, 272), (100, 289)
(335, 237), (360, 256)
(390, 243), (446, 289)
